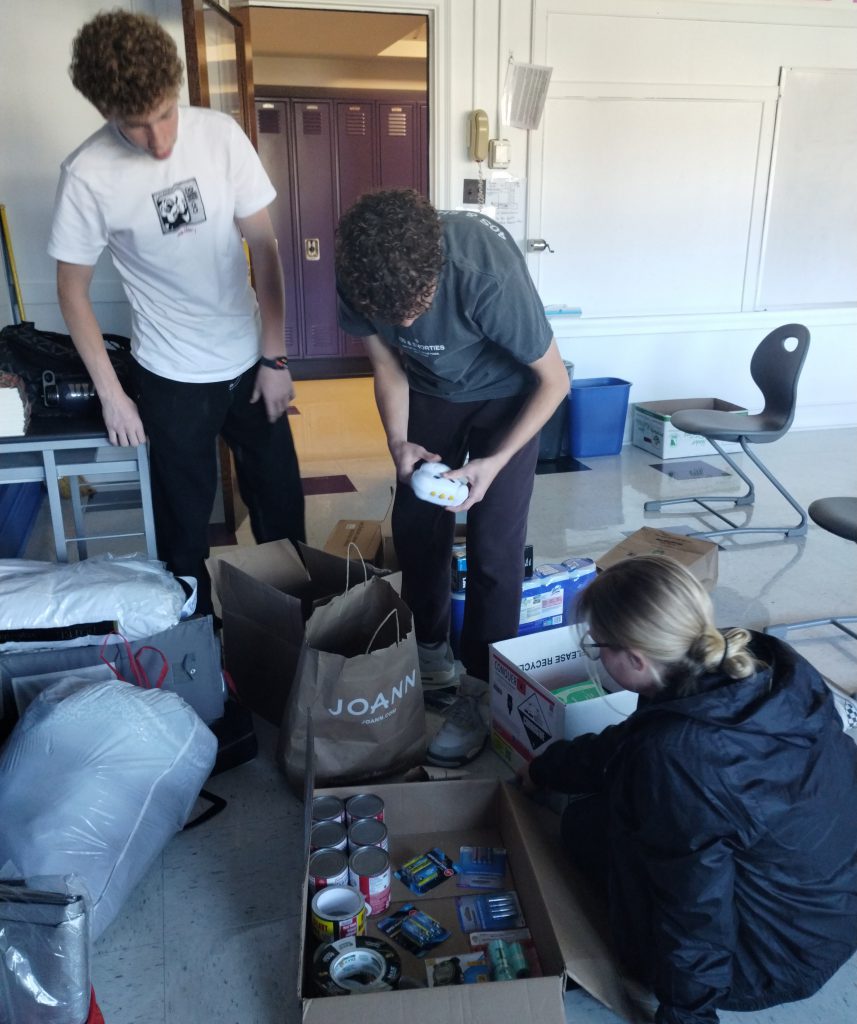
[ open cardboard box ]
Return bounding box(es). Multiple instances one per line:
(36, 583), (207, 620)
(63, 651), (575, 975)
(301, 778), (651, 1023)
(490, 626), (637, 772)
(206, 541), (398, 724)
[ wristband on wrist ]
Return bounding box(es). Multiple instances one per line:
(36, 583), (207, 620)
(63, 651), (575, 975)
(259, 354), (289, 370)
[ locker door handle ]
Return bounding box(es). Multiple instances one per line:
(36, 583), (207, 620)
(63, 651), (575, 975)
(526, 238), (555, 253)
(304, 238), (321, 261)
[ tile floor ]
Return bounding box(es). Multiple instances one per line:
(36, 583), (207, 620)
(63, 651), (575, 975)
(16, 378), (857, 1022)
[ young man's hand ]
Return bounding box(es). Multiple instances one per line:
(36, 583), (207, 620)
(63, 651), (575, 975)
(252, 364), (295, 422)
(389, 440), (441, 483)
(101, 390), (147, 447)
(442, 454), (503, 513)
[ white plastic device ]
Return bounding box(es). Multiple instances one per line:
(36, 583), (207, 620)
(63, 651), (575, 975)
(411, 463), (469, 507)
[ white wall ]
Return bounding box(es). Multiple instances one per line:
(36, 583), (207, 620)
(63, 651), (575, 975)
(1, 0), (854, 430)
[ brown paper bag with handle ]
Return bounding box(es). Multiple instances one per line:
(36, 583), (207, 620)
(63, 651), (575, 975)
(277, 572), (425, 788)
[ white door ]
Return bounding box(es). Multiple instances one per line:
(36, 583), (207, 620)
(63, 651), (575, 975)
(525, 1), (776, 319)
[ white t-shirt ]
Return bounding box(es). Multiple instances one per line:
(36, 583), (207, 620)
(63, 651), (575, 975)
(48, 107), (276, 383)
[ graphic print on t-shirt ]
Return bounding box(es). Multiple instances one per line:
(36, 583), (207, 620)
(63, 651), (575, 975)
(152, 179), (207, 233)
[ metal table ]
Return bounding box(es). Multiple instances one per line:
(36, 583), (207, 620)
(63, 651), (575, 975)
(0, 418), (157, 561)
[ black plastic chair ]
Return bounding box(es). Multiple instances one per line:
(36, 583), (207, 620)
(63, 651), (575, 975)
(644, 324), (810, 538)
(767, 497), (857, 643)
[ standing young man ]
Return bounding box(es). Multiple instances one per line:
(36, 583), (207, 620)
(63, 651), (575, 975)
(48, 10), (305, 612)
(336, 189), (569, 765)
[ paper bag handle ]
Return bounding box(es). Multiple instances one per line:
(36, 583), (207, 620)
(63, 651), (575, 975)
(366, 608), (400, 654)
(344, 541), (369, 593)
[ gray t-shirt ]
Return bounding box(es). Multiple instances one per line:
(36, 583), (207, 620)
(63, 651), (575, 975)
(337, 210), (553, 401)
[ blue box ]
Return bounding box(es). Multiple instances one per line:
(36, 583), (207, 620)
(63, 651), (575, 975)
(568, 377), (632, 458)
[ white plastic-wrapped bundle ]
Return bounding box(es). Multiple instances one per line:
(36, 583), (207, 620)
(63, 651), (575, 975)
(0, 677), (217, 940)
(0, 555), (192, 649)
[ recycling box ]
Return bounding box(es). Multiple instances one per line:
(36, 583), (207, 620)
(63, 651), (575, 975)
(631, 398), (747, 459)
(489, 626), (638, 771)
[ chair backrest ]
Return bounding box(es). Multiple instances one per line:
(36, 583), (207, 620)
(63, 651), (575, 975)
(750, 323), (810, 439)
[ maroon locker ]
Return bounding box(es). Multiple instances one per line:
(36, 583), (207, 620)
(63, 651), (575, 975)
(418, 101), (429, 197)
(336, 101), (377, 214)
(336, 101), (378, 357)
(254, 100), (302, 357)
(293, 101), (339, 358)
(378, 102), (419, 189)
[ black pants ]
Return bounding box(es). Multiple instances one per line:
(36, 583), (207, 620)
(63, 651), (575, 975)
(133, 361), (305, 613)
(393, 390), (539, 681)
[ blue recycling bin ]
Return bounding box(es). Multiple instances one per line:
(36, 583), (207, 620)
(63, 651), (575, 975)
(568, 377), (632, 458)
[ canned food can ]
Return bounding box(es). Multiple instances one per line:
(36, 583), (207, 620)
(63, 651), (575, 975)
(312, 794), (345, 825)
(348, 845), (392, 916)
(345, 793), (385, 825)
(311, 820), (348, 853)
(310, 885), (367, 943)
(308, 848), (349, 895)
(347, 817), (389, 852)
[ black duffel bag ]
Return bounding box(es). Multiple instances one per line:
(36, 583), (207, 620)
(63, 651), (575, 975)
(0, 321), (133, 418)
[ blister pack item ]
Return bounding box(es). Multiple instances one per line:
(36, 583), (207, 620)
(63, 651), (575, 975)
(457, 846), (507, 889)
(455, 891), (525, 932)
(395, 847), (459, 894)
(377, 905), (451, 958)
(425, 950), (490, 987)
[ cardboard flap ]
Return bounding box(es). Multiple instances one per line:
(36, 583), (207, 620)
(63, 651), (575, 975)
(502, 785), (645, 1023)
(303, 975), (565, 1023)
(206, 538), (310, 616)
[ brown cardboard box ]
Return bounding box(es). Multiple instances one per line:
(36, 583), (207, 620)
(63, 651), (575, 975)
(324, 519), (383, 565)
(596, 527), (719, 590)
(206, 541), (396, 724)
(300, 779), (650, 1023)
(324, 494), (399, 571)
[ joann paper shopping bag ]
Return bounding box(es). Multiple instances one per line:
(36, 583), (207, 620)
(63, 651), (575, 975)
(278, 573), (425, 787)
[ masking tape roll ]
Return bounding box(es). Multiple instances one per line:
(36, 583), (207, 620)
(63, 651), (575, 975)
(312, 936), (402, 996)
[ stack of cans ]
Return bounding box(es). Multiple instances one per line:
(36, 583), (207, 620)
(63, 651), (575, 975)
(309, 793), (392, 915)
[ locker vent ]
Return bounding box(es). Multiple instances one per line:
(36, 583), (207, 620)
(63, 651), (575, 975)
(386, 109), (409, 137)
(257, 106), (281, 134)
(345, 109), (368, 136)
(302, 109), (323, 135)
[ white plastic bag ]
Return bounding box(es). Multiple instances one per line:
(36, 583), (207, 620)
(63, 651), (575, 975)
(0, 555), (191, 649)
(0, 677), (217, 939)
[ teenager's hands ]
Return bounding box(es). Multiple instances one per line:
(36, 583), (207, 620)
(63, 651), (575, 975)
(389, 440), (441, 483)
(252, 364), (295, 422)
(441, 454), (503, 513)
(101, 390), (147, 447)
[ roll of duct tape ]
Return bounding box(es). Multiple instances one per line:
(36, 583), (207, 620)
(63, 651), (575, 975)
(312, 936), (401, 996)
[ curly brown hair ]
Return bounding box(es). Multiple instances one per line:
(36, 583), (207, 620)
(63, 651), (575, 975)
(335, 189), (443, 324)
(70, 9), (184, 118)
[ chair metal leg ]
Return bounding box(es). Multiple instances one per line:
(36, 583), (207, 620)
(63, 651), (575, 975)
(644, 438), (807, 539)
(766, 616), (857, 643)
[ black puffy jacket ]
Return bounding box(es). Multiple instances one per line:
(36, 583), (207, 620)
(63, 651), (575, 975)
(528, 632), (857, 1024)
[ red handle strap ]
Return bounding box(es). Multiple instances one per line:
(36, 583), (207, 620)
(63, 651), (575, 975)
(99, 634), (168, 689)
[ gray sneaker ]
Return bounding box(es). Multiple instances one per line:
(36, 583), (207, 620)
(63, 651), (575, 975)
(426, 676), (488, 767)
(418, 639), (458, 690)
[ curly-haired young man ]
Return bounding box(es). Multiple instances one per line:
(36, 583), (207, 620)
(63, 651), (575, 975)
(48, 10), (304, 613)
(336, 189), (569, 765)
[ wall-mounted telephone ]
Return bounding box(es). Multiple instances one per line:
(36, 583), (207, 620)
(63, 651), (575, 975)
(467, 109), (489, 162)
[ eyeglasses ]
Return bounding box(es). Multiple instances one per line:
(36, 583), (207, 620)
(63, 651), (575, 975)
(579, 632), (615, 661)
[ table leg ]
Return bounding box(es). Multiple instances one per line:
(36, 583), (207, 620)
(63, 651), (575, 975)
(67, 474), (89, 560)
(41, 449), (68, 562)
(136, 443), (158, 560)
